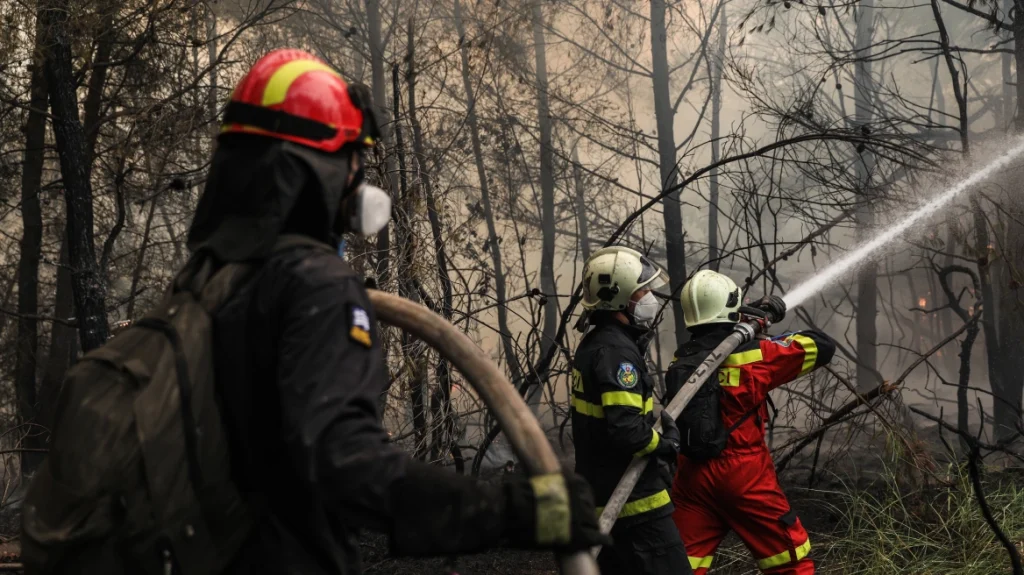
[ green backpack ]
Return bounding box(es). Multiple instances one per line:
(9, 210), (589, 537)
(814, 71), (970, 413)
(21, 251), (263, 575)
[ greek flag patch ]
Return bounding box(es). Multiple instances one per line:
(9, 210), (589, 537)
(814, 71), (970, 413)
(349, 305), (372, 347)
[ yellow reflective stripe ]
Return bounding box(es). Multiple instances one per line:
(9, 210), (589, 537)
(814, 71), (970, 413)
(596, 489), (672, 518)
(756, 538), (811, 570)
(688, 555), (714, 570)
(718, 366), (741, 387)
(600, 392), (654, 414)
(572, 396), (604, 418)
(788, 334), (818, 376)
(602, 391), (644, 409)
(634, 429), (660, 457)
(723, 348), (763, 366)
(262, 60), (341, 106)
(530, 473), (570, 545)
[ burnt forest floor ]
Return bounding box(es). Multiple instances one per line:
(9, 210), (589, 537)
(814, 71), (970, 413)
(361, 461), (1024, 575)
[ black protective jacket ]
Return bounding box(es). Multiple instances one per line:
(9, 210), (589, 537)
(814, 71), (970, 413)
(571, 318), (674, 527)
(193, 136), (510, 575)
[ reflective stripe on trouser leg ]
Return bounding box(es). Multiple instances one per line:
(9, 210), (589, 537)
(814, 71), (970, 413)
(757, 538), (811, 571)
(688, 555), (713, 571)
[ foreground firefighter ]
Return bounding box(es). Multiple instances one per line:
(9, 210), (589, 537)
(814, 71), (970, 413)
(667, 271), (836, 575)
(22, 49), (607, 575)
(572, 247), (692, 575)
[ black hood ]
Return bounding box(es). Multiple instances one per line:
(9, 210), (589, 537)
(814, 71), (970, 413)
(187, 134), (355, 262)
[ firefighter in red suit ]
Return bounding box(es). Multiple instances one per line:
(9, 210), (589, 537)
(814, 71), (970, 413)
(666, 270), (835, 574)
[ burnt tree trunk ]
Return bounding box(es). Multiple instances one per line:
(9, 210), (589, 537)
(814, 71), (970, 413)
(708, 3), (726, 271)
(854, 0), (879, 391)
(572, 145), (591, 262)
(44, 0), (109, 351)
(454, 0), (523, 384)
(16, 7), (50, 476)
(392, 62), (429, 459)
(532, 1), (558, 379)
(82, 0), (115, 167)
(366, 0), (394, 286)
(38, 238), (78, 435)
(651, 0), (688, 346)
(408, 25), (462, 471)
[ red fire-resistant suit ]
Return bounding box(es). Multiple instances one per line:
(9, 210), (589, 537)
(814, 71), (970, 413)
(668, 326), (836, 574)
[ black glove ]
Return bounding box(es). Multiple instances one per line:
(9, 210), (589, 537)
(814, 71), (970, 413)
(390, 461), (610, 556)
(755, 295), (787, 323)
(503, 471), (612, 551)
(650, 411), (681, 463)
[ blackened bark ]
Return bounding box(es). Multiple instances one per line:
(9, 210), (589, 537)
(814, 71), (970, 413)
(572, 145), (591, 261)
(392, 62), (428, 459)
(206, 7), (218, 139)
(126, 197), (158, 320)
(854, 0), (879, 391)
(651, 0), (688, 346)
(38, 238), (77, 436)
(83, 1), (115, 167)
(708, 3), (726, 271)
(366, 0), (393, 286)
(531, 2), (558, 369)
(454, 0), (523, 384)
(45, 0), (110, 352)
(408, 25), (461, 471)
(16, 8), (50, 476)
(1015, 11), (1024, 133)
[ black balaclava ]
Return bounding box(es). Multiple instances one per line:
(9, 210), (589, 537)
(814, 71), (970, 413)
(187, 134), (360, 263)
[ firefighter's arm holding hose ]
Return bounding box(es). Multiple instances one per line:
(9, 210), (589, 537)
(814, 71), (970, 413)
(592, 348), (680, 461)
(272, 253), (609, 555)
(749, 295), (838, 400)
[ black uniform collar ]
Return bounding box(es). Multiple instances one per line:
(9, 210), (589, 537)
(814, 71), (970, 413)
(590, 312), (649, 343)
(678, 323), (734, 356)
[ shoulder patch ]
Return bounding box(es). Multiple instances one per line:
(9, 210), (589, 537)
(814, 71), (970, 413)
(616, 362), (639, 389)
(349, 304), (373, 348)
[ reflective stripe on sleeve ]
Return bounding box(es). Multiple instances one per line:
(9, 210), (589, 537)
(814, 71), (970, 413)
(571, 395), (654, 419)
(596, 489), (672, 518)
(572, 396), (604, 418)
(756, 538), (811, 570)
(787, 334), (819, 375)
(634, 429), (660, 457)
(601, 391), (654, 413)
(723, 348), (763, 366)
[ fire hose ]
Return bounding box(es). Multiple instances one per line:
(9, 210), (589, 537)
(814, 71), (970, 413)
(368, 290), (600, 575)
(592, 312), (774, 556)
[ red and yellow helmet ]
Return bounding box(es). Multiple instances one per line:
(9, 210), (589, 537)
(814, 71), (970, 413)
(220, 48), (380, 152)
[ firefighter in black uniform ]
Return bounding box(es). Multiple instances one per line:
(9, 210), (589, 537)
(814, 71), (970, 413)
(189, 49), (608, 575)
(571, 246), (692, 575)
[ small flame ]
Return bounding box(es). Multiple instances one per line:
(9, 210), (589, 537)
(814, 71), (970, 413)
(918, 297), (927, 307)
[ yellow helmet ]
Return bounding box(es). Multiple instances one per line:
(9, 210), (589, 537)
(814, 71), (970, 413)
(581, 246), (668, 311)
(680, 270), (742, 327)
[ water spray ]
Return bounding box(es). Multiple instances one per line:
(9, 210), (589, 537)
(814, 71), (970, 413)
(595, 136), (1024, 544)
(784, 136), (1024, 308)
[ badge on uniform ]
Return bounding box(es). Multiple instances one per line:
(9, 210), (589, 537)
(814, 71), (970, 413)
(349, 304), (373, 348)
(616, 362), (638, 388)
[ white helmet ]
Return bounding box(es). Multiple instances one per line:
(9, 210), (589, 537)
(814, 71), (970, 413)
(581, 246), (668, 311)
(680, 270), (742, 327)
